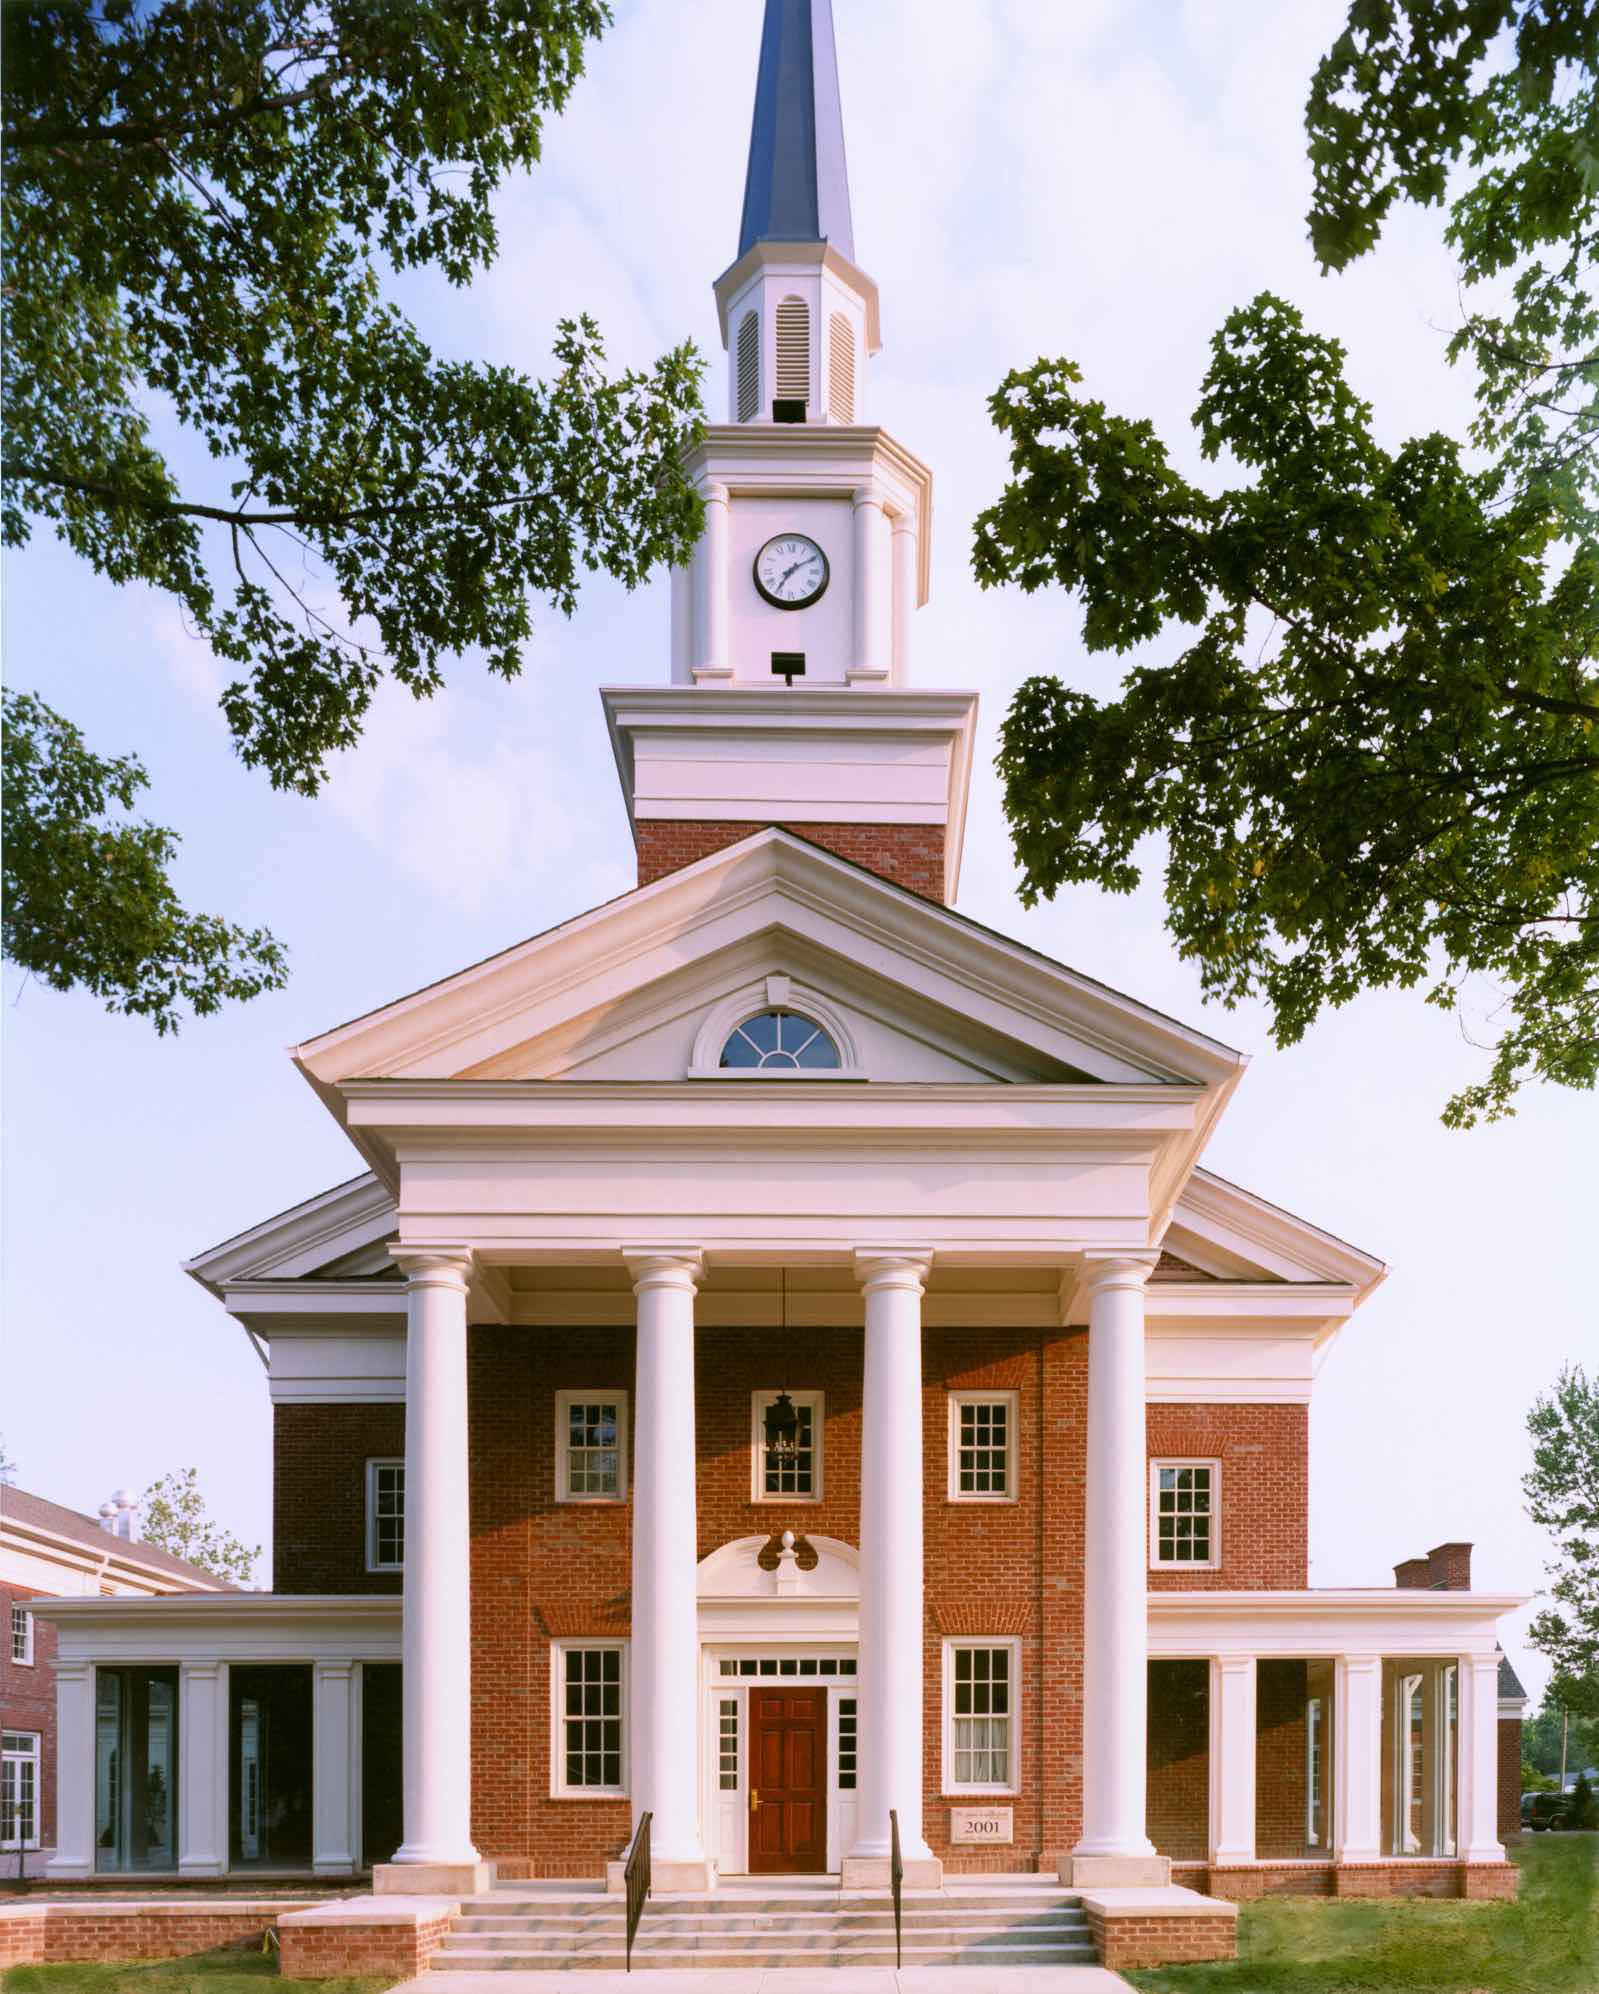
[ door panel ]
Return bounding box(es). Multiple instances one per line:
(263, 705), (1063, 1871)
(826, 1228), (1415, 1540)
(748, 1690), (827, 1874)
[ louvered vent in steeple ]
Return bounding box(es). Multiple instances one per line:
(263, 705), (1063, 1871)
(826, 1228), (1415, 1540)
(828, 312), (855, 422)
(736, 310), (760, 422)
(775, 296), (810, 408)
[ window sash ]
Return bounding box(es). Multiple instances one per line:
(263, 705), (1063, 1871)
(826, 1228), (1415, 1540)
(367, 1460), (404, 1570)
(10, 1605), (33, 1665)
(1151, 1461), (1218, 1566)
(948, 1392), (1017, 1501)
(946, 1643), (1016, 1791)
(557, 1393), (628, 1503)
(838, 1697), (858, 1791)
(557, 1646), (625, 1795)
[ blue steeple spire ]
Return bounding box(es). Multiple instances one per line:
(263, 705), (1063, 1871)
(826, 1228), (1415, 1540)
(737, 0), (855, 261)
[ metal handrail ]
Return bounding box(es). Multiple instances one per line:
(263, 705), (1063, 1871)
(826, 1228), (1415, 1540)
(889, 1807), (904, 1969)
(623, 1810), (652, 1972)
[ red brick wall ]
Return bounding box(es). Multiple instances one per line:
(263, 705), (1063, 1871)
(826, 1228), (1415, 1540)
(1498, 1717), (1522, 1841)
(634, 820), (948, 901)
(1147, 1661), (1208, 1860)
(460, 1321), (1087, 1875)
(273, 1403), (405, 1594)
(1146, 1404), (1308, 1589)
(0, 1580), (58, 1847)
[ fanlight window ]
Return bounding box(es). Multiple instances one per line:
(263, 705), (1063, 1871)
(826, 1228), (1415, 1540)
(720, 1009), (841, 1071)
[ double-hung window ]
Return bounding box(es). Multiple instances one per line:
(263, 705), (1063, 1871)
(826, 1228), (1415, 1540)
(556, 1392), (628, 1502)
(1149, 1460), (1220, 1569)
(552, 1643), (626, 1797)
(10, 1604), (33, 1666)
(948, 1391), (1018, 1501)
(366, 1460), (404, 1572)
(751, 1390), (823, 1500)
(1, 1732), (40, 1850)
(943, 1639), (1019, 1794)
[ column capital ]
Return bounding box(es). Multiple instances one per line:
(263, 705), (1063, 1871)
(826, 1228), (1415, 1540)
(1212, 1652), (1256, 1679)
(853, 1248), (932, 1294)
(889, 506), (916, 538)
(624, 1248), (704, 1293)
(390, 1245), (474, 1292)
(852, 480), (887, 512)
(1080, 1250), (1160, 1297)
(700, 478), (730, 507)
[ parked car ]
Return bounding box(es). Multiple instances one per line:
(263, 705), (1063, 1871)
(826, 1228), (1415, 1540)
(1522, 1791), (1573, 1831)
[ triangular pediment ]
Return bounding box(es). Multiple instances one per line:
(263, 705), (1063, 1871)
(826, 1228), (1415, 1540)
(293, 829), (1241, 1097)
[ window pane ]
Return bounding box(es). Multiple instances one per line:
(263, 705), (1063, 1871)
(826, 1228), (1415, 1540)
(720, 1030), (761, 1069)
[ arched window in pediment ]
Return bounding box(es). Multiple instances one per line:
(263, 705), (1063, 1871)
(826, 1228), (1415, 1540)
(719, 1009), (841, 1071)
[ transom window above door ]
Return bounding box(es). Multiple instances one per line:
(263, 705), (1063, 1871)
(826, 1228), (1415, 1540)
(720, 1010), (841, 1071)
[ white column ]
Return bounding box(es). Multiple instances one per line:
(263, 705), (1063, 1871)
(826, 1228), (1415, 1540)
(178, 1659), (228, 1876)
(313, 1662), (357, 1875)
(1208, 1656), (1257, 1865)
(382, 1246), (483, 1888)
(692, 482), (731, 680)
(1069, 1251), (1162, 1882)
(848, 485), (892, 682)
(1457, 1653), (1505, 1863)
(626, 1249), (710, 1887)
(47, 1660), (95, 1878)
(1332, 1653), (1383, 1862)
(845, 1250), (938, 1885)
(890, 511), (917, 684)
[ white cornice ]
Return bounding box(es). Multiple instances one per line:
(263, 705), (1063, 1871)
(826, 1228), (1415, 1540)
(185, 1173), (396, 1293)
(1, 1517), (222, 1596)
(35, 1593), (396, 1623)
(1149, 1588), (1529, 1660)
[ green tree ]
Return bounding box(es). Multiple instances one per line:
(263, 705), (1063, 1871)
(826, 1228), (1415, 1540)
(1524, 1702), (1599, 1777)
(974, 1), (1596, 1126)
(1524, 1365), (1599, 1720)
(140, 1468), (260, 1587)
(2, 0), (704, 1029)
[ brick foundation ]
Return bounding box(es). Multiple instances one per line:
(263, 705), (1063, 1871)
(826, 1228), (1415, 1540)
(1172, 1860), (1518, 1901)
(1087, 1904), (1238, 1969)
(635, 818), (948, 900)
(0, 1901), (322, 1967)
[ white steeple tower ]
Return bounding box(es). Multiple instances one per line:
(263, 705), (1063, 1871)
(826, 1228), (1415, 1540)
(601, 0), (977, 905)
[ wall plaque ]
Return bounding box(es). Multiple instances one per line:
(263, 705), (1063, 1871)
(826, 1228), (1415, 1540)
(949, 1805), (1012, 1845)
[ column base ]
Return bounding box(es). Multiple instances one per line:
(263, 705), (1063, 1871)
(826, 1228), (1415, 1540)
(1059, 1853), (1172, 1887)
(841, 1854), (943, 1890)
(606, 1857), (715, 1894)
(373, 1858), (496, 1897)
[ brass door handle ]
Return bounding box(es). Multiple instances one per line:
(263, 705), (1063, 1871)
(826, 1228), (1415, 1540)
(749, 1788), (759, 1813)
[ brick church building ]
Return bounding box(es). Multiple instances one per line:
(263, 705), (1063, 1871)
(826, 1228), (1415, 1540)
(34, 0), (1525, 1968)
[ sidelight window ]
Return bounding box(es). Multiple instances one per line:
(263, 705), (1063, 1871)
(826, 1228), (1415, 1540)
(2, 1733), (40, 1850)
(554, 1644), (626, 1797)
(944, 1640), (1018, 1794)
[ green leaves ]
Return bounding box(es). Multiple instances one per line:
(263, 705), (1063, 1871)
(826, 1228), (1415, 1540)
(977, 296), (1597, 1126)
(1524, 1366), (1599, 1721)
(140, 1467), (261, 1588)
(977, 3), (1597, 1127)
(2, 0), (706, 1025)
(1, 691), (289, 1033)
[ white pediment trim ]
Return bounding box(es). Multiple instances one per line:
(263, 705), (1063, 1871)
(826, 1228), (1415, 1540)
(697, 1533), (860, 1603)
(291, 831), (1243, 1101)
(184, 1174), (397, 1292)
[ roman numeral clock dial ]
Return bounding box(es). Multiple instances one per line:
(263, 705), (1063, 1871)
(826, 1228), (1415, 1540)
(754, 533), (830, 609)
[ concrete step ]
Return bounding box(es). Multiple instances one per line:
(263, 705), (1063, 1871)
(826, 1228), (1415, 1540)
(433, 1944), (1099, 1972)
(442, 1922), (1089, 1951)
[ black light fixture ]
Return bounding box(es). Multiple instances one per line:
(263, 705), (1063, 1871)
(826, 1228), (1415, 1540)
(764, 1270), (801, 1458)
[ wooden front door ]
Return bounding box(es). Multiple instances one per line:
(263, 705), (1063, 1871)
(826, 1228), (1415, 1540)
(748, 1688), (826, 1873)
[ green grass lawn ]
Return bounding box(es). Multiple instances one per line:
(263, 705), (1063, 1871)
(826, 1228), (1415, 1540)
(0, 1946), (392, 1994)
(1127, 1834), (1599, 1994)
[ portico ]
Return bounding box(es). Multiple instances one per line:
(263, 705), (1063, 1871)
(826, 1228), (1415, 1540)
(372, 1229), (1173, 1894)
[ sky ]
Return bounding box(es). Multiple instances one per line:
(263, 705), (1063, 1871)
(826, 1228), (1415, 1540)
(4, 0), (1589, 1708)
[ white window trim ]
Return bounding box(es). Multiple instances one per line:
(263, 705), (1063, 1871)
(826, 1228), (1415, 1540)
(1, 1730), (42, 1851)
(365, 1458), (404, 1574)
(1149, 1458), (1222, 1571)
(750, 1389), (825, 1503)
(947, 1390), (1020, 1503)
(555, 1390), (630, 1504)
(11, 1604), (35, 1667)
(941, 1637), (1022, 1797)
(550, 1639), (629, 1799)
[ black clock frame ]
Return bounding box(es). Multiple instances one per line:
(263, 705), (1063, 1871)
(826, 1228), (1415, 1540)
(753, 533), (830, 611)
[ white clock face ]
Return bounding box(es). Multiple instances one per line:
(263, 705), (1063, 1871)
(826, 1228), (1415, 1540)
(754, 533), (829, 610)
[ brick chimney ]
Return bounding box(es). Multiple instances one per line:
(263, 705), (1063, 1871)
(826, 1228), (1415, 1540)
(1394, 1542), (1472, 1590)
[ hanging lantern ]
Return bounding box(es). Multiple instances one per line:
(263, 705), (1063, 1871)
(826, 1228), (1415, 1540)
(764, 1390), (800, 1458)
